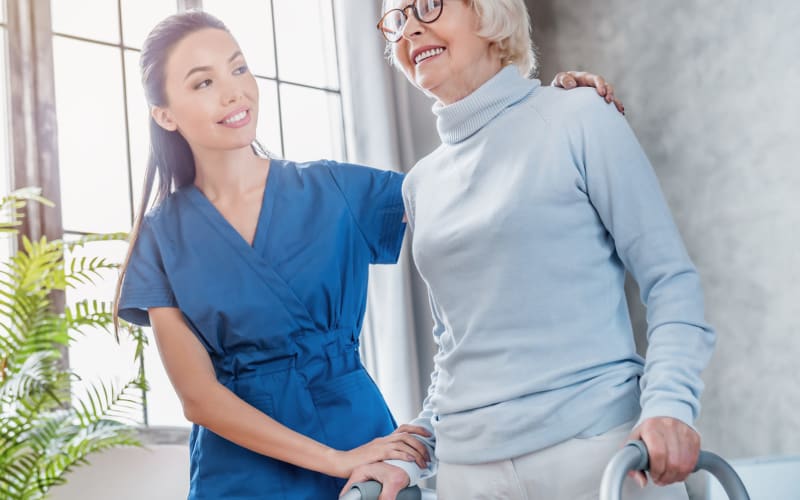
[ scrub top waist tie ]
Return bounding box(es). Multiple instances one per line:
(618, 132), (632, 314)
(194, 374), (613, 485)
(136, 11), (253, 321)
(214, 327), (364, 390)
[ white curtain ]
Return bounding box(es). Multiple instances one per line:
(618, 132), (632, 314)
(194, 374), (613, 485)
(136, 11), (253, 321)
(333, 1), (432, 424)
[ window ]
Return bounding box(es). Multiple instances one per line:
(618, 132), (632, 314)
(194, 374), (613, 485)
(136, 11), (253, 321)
(201, 0), (344, 161)
(47, 0), (346, 428)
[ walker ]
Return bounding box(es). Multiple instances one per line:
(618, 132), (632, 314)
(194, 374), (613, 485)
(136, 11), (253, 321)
(341, 440), (750, 500)
(600, 440), (750, 500)
(339, 481), (435, 500)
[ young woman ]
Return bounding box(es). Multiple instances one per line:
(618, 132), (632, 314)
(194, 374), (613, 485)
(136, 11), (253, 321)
(113, 10), (620, 499)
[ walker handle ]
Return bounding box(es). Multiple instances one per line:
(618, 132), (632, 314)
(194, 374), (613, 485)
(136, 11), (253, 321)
(340, 481), (422, 500)
(599, 440), (750, 500)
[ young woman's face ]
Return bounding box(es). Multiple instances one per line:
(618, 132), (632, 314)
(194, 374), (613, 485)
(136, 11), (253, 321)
(154, 28), (259, 153)
(388, 0), (500, 103)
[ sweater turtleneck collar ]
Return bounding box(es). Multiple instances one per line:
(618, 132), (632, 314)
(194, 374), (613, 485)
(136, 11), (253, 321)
(433, 65), (540, 145)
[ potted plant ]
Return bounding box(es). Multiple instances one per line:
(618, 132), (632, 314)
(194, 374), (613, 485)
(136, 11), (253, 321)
(0, 187), (146, 499)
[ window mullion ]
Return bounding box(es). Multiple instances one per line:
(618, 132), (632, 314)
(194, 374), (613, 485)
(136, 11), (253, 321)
(268, 0), (285, 158)
(179, 0), (202, 11)
(328, 0), (347, 161)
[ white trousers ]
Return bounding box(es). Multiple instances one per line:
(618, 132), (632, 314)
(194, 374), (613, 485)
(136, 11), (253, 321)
(437, 422), (689, 500)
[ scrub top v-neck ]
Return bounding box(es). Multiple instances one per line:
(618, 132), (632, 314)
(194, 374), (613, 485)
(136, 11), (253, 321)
(186, 160), (277, 251)
(118, 158), (406, 499)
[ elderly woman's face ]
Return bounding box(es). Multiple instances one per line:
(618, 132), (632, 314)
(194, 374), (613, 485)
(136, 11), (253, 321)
(387, 0), (501, 103)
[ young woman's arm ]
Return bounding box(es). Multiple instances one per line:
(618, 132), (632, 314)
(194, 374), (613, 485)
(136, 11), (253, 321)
(147, 307), (429, 478)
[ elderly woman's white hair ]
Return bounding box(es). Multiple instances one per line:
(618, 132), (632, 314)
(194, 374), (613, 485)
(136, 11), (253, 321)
(383, 0), (538, 77)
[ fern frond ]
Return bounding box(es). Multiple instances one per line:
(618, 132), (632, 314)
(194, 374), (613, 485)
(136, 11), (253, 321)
(64, 300), (113, 336)
(65, 257), (119, 288)
(0, 352), (61, 405)
(64, 232), (128, 251)
(73, 379), (144, 427)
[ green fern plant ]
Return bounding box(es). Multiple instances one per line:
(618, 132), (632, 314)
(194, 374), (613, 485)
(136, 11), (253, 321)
(0, 188), (146, 499)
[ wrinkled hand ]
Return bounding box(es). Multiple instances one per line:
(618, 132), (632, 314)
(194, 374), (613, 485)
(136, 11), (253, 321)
(551, 70), (625, 114)
(333, 425), (431, 479)
(626, 417), (700, 487)
(339, 462), (410, 500)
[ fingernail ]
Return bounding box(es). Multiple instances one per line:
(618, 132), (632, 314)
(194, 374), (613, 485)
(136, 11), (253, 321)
(637, 476), (647, 488)
(566, 80), (576, 88)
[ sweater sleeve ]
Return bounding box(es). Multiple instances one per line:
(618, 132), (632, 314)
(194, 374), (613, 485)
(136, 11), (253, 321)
(565, 90), (716, 428)
(384, 289), (443, 486)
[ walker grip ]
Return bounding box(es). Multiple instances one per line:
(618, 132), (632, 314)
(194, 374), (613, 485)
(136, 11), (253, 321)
(599, 440), (750, 500)
(340, 481), (422, 500)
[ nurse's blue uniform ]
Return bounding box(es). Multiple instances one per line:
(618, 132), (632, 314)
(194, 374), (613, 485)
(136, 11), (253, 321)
(118, 159), (406, 499)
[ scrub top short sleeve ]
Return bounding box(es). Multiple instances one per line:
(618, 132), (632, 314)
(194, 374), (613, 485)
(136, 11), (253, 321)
(118, 215), (177, 326)
(325, 160), (406, 264)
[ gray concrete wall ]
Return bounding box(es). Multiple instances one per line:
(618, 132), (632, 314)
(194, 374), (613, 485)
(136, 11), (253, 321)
(527, 0), (800, 480)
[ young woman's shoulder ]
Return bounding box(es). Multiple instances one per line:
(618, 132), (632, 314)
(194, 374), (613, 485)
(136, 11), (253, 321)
(139, 187), (191, 230)
(289, 158), (386, 175)
(285, 158), (403, 187)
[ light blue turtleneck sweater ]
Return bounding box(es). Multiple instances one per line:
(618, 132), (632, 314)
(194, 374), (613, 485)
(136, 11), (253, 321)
(389, 66), (715, 485)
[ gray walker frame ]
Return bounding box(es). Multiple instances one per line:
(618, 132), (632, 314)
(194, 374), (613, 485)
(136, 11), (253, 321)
(340, 481), (429, 500)
(600, 440), (750, 500)
(342, 440), (750, 500)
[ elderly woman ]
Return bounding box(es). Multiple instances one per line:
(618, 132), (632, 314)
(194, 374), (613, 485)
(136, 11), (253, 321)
(343, 1), (716, 499)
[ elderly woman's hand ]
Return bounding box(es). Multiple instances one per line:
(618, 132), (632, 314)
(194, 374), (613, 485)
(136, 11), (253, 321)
(625, 416), (701, 488)
(551, 71), (625, 114)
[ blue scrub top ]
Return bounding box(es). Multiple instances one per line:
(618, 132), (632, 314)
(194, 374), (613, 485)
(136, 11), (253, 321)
(119, 159), (406, 499)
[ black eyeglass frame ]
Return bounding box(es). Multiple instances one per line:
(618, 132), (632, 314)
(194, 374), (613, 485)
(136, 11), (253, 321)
(376, 1), (445, 43)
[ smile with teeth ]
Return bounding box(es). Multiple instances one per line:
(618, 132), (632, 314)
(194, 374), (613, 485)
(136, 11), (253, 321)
(415, 47), (445, 65)
(221, 110), (248, 124)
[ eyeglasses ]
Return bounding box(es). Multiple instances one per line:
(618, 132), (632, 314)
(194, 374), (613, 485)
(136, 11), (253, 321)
(377, 0), (444, 43)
